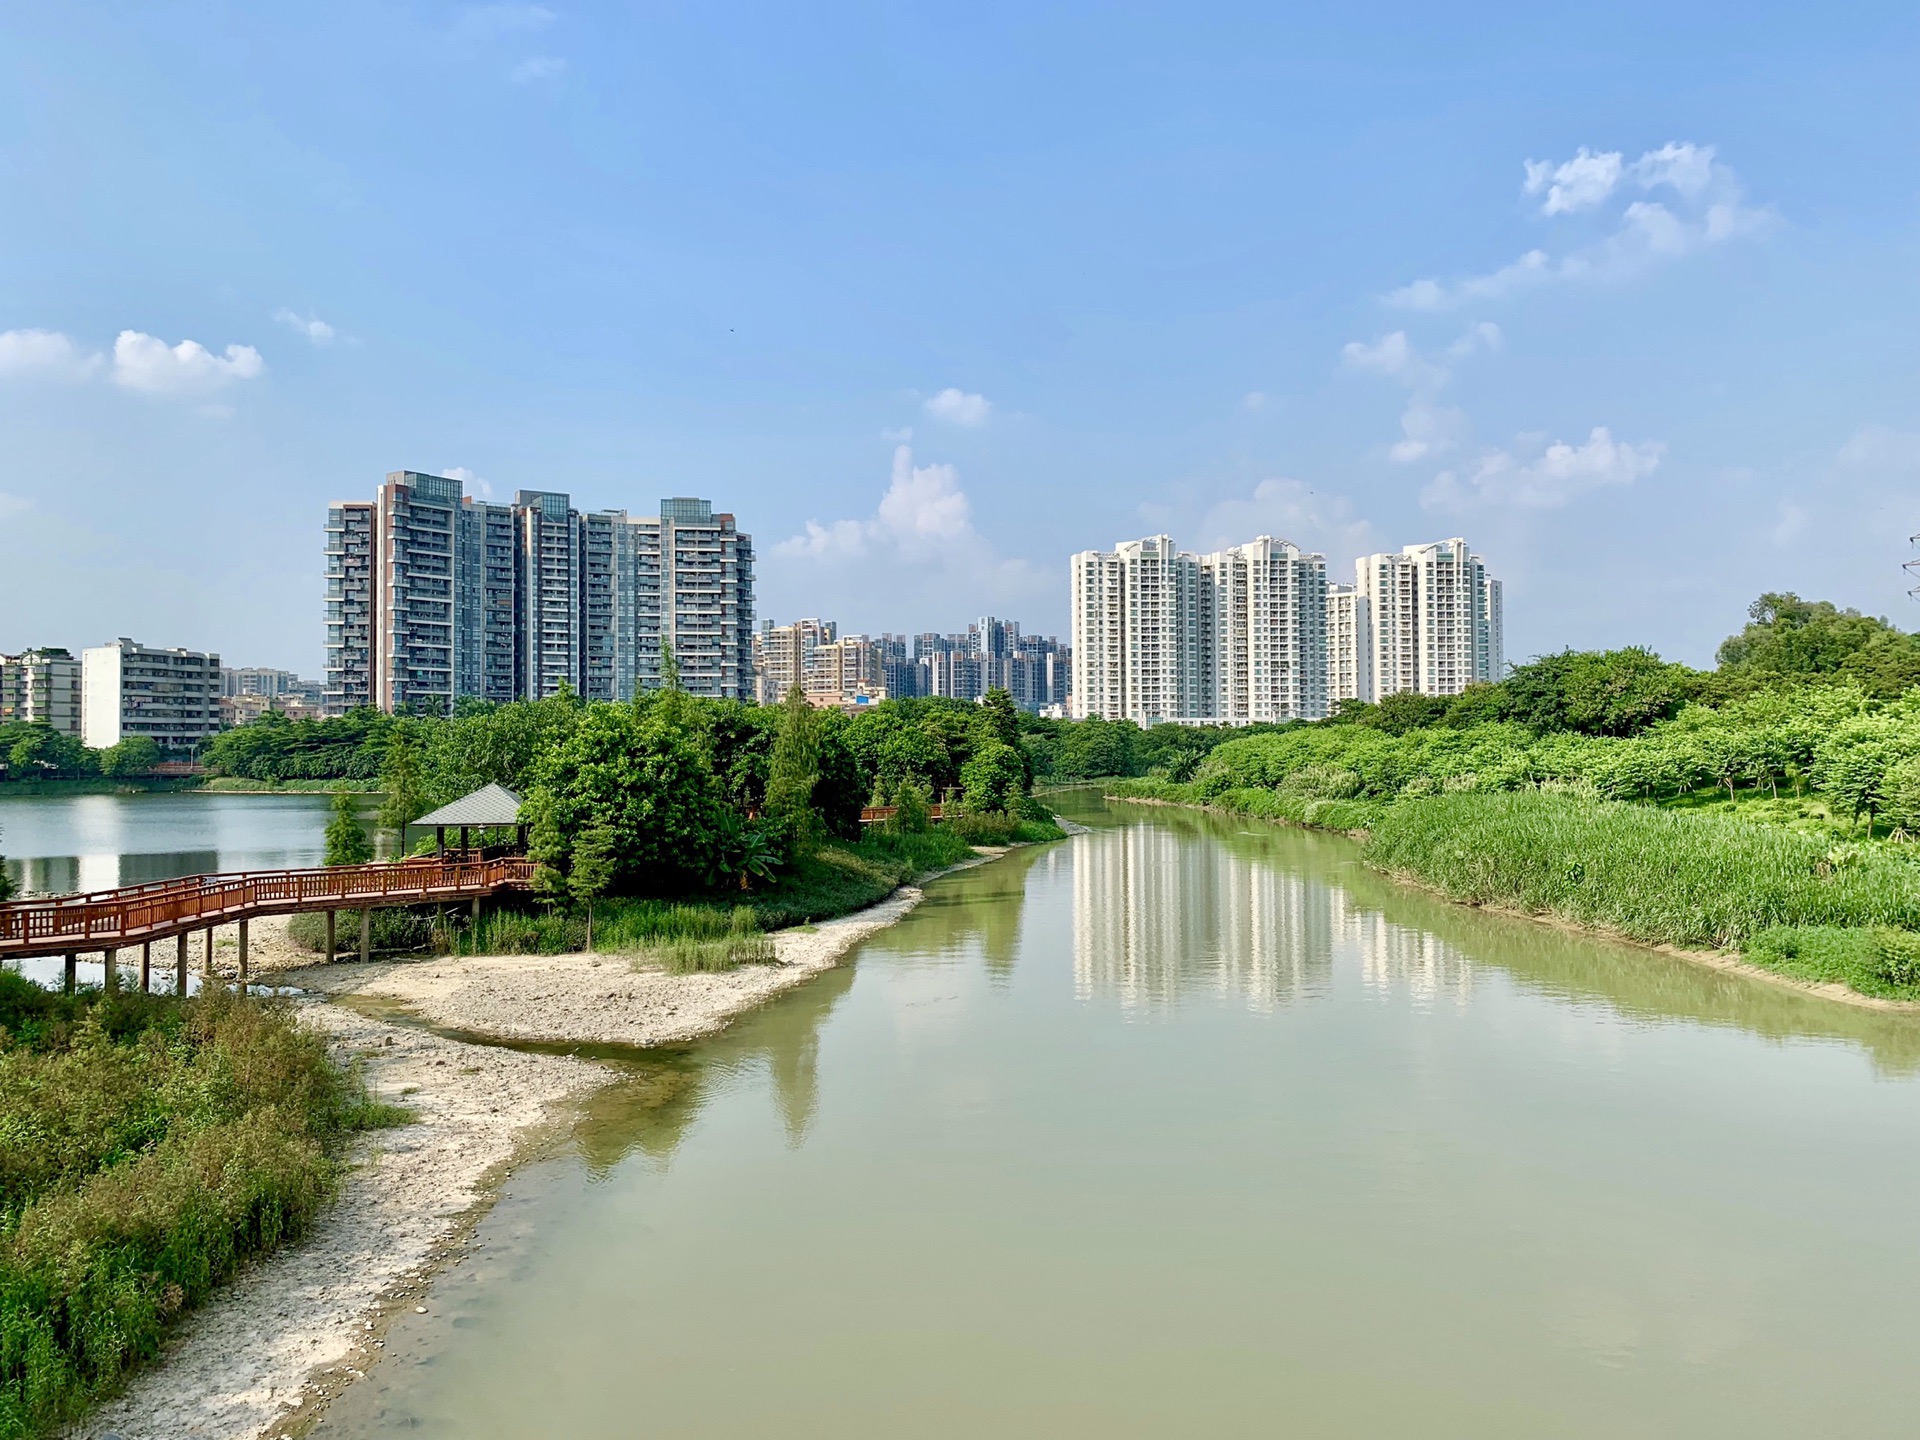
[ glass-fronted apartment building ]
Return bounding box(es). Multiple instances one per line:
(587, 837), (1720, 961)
(325, 472), (754, 715)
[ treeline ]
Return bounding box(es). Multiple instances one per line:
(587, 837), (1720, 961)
(0, 726), (163, 785)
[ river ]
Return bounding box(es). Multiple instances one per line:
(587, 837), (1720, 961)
(295, 793), (1920, 1438)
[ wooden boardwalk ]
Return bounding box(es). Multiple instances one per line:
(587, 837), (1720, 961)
(0, 856), (536, 964)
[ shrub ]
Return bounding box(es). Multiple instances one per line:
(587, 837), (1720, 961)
(1744, 925), (1920, 998)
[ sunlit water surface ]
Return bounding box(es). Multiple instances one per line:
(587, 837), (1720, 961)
(297, 794), (1920, 1438)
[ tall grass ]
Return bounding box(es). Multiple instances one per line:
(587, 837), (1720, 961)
(1364, 791), (1920, 949)
(0, 977), (392, 1439)
(1107, 777), (1381, 834)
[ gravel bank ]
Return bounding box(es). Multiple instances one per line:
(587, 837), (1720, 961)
(62, 869), (973, 1439)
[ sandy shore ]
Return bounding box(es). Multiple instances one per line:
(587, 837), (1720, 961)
(67, 869), (973, 1440)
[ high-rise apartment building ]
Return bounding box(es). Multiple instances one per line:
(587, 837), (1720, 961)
(753, 618), (836, 704)
(1071, 534), (1325, 725)
(1352, 538), (1502, 700)
(81, 639), (221, 753)
(325, 472), (755, 714)
(1325, 585), (1373, 707)
(0, 649), (83, 735)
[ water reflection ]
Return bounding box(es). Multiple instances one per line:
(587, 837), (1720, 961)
(1075, 795), (1920, 1076)
(568, 965), (860, 1174)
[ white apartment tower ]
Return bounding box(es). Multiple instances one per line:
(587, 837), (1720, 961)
(1071, 534), (1328, 725)
(1351, 538), (1502, 700)
(81, 639), (221, 753)
(1325, 585), (1373, 707)
(1199, 538), (1329, 724)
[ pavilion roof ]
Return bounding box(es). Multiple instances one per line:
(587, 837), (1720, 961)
(413, 783), (524, 829)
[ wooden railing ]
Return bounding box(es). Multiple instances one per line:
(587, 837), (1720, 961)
(858, 803), (949, 825)
(0, 857), (536, 959)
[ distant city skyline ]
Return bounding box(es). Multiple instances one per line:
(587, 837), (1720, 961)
(3, 7), (1918, 674)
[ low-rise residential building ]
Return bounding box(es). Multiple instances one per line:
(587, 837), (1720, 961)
(0, 648), (83, 735)
(81, 639), (221, 754)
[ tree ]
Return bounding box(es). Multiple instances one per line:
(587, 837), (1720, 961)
(98, 736), (161, 778)
(523, 785), (570, 906)
(1364, 691), (1451, 736)
(377, 725), (427, 843)
(0, 824), (13, 903)
(324, 788), (374, 866)
(765, 686), (822, 859)
(890, 777), (933, 834)
(1717, 593), (1908, 676)
(568, 821), (618, 950)
(961, 742), (1026, 815)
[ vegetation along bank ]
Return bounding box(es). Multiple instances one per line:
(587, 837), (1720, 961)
(1106, 593), (1920, 1004)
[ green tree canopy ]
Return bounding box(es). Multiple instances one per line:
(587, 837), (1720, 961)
(1499, 648), (1699, 737)
(323, 788), (373, 866)
(1717, 593), (1910, 677)
(765, 687), (823, 858)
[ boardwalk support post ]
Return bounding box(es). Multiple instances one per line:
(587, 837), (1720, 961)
(204, 927), (215, 981)
(141, 941), (152, 994)
(325, 910), (336, 962)
(359, 909), (371, 963)
(237, 920), (249, 992)
(175, 933), (189, 996)
(63, 952), (76, 994)
(103, 948), (118, 995)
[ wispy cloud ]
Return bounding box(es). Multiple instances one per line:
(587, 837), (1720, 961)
(1339, 322), (1500, 463)
(442, 465), (493, 500)
(1423, 427), (1664, 510)
(274, 309), (336, 345)
(923, 387), (991, 426)
(780, 446), (973, 559)
(510, 55), (565, 84)
(0, 492), (30, 521)
(1388, 142), (1771, 310)
(1194, 477), (1377, 560)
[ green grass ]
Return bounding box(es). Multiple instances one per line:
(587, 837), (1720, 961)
(1364, 790), (1920, 951)
(1743, 926), (1920, 1000)
(199, 776), (382, 794)
(0, 973), (392, 1439)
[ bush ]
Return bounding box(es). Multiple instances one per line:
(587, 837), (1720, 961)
(0, 991), (385, 1437)
(287, 907), (442, 956)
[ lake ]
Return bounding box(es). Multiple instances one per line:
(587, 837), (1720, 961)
(0, 789), (374, 896)
(310, 793), (1920, 1438)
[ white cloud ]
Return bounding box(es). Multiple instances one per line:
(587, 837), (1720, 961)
(0, 328), (102, 381)
(923, 388), (991, 426)
(111, 331), (264, 394)
(1390, 142), (1770, 310)
(511, 55), (565, 83)
(0, 492), (30, 521)
(1523, 147), (1623, 215)
(442, 465), (493, 500)
(1424, 427), (1664, 510)
(780, 445), (972, 559)
(1195, 477), (1377, 560)
(274, 309), (335, 345)
(1340, 324), (1499, 462)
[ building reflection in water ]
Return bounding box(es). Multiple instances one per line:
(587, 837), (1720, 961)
(1071, 819), (1471, 1011)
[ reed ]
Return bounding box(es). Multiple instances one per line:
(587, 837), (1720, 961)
(1363, 791), (1920, 949)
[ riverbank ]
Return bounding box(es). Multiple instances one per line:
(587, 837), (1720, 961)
(68, 851), (1012, 1440)
(0, 776), (206, 798)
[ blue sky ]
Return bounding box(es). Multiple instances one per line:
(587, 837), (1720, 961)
(3, 2), (1918, 675)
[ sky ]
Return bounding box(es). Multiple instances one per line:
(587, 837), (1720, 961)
(2, 2), (1918, 676)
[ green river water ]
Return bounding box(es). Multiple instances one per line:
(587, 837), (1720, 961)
(311, 793), (1920, 1438)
